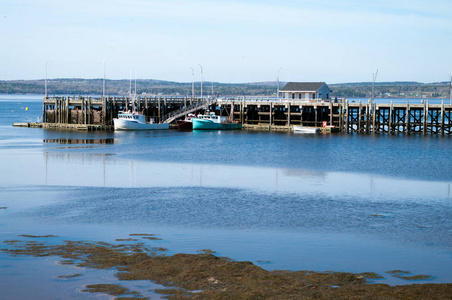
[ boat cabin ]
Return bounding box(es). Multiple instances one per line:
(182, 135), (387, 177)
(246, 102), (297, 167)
(196, 112), (229, 123)
(117, 111), (153, 124)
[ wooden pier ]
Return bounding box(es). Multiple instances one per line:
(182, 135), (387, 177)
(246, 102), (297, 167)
(41, 95), (452, 135)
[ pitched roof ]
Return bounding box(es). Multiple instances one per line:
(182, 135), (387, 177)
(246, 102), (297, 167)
(280, 82), (328, 92)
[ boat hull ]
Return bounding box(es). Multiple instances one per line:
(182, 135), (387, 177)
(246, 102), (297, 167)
(113, 119), (169, 131)
(293, 125), (319, 134)
(192, 119), (242, 130)
(177, 120), (193, 131)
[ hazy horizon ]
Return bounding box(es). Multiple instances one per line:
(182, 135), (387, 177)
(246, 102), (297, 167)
(1, 78), (450, 86)
(1, 0), (451, 83)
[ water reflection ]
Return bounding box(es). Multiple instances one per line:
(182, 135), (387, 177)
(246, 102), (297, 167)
(43, 138), (114, 145)
(34, 151), (451, 202)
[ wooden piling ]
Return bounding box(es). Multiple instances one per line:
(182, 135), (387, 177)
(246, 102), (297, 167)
(441, 100), (445, 136)
(389, 101), (393, 134)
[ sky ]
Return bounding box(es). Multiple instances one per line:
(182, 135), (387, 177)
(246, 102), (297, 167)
(1, 0), (451, 83)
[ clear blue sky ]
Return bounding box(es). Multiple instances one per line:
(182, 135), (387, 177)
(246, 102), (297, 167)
(1, 0), (451, 83)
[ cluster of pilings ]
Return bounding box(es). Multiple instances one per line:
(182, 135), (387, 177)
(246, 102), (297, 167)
(217, 98), (452, 135)
(42, 95), (204, 126)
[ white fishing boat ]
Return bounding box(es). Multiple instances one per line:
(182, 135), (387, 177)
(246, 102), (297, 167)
(114, 79), (169, 131)
(113, 111), (169, 131)
(293, 125), (319, 134)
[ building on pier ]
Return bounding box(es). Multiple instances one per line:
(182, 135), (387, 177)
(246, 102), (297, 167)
(280, 82), (332, 101)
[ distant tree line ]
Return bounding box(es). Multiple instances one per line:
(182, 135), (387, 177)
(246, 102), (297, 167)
(330, 81), (451, 98)
(0, 79), (450, 98)
(0, 79), (278, 96)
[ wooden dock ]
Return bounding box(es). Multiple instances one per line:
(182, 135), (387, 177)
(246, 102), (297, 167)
(39, 95), (452, 135)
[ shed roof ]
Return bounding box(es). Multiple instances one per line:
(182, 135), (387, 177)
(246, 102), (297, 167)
(280, 82), (329, 92)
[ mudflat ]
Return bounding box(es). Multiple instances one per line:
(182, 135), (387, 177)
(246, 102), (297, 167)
(2, 235), (451, 299)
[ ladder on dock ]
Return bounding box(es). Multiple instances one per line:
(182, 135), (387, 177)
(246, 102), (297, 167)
(162, 98), (216, 123)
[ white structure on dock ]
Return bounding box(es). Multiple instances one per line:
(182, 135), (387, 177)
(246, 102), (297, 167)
(280, 82), (332, 101)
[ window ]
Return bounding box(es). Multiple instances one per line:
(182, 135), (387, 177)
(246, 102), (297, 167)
(299, 93), (302, 99)
(292, 93), (295, 99)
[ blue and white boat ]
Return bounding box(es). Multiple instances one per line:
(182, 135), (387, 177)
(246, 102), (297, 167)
(192, 112), (242, 130)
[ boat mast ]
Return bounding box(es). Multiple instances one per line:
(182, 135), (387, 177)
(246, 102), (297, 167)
(190, 67), (195, 100)
(199, 64), (203, 100)
(134, 70), (138, 112)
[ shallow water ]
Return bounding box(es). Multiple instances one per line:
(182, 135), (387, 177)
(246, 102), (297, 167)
(0, 95), (451, 298)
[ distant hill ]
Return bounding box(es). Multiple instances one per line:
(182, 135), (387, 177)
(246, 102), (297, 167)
(329, 81), (450, 98)
(0, 78), (450, 98)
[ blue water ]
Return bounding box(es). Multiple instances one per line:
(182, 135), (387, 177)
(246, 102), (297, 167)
(0, 94), (451, 299)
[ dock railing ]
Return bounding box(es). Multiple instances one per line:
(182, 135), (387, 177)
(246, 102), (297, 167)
(161, 97), (216, 123)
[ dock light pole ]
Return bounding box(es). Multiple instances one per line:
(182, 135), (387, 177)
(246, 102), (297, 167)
(371, 69), (378, 103)
(198, 64), (203, 100)
(45, 61), (51, 99)
(277, 68), (282, 100)
(189, 67), (195, 99)
(450, 74), (452, 105)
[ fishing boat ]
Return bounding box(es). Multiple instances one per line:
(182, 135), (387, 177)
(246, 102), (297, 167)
(113, 111), (169, 131)
(293, 125), (319, 134)
(192, 112), (242, 130)
(176, 114), (195, 131)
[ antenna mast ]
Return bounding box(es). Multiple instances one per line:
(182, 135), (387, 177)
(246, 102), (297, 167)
(371, 69), (378, 100)
(450, 74), (452, 105)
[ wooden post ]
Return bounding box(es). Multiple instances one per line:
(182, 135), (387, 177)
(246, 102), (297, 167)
(300, 105), (303, 125)
(42, 100), (46, 123)
(58, 98), (61, 124)
(88, 97), (91, 125)
(269, 102), (273, 126)
(242, 96), (248, 124)
(358, 101), (362, 133)
(158, 96), (161, 122)
(440, 100), (445, 136)
(423, 100), (427, 136)
(163, 97), (167, 122)
(366, 103), (371, 134)
(345, 100), (349, 133)
(372, 103), (376, 134)
(66, 97), (69, 124)
(315, 105), (318, 127)
(288, 102), (291, 126)
(111, 97), (115, 124)
(405, 100), (410, 134)
(329, 101), (333, 126)
(389, 101), (393, 134)
(81, 97), (84, 124)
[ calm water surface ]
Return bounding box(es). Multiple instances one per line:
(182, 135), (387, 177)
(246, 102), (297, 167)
(0, 95), (451, 299)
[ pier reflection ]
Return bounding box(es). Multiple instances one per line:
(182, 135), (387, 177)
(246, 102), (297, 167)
(36, 151), (452, 202)
(43, 138), (114, 145)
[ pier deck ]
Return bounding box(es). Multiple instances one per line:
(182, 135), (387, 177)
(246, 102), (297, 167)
(40, 96), (452, 135)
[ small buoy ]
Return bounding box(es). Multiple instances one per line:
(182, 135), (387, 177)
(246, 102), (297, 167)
(25, 107), (29, 111)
